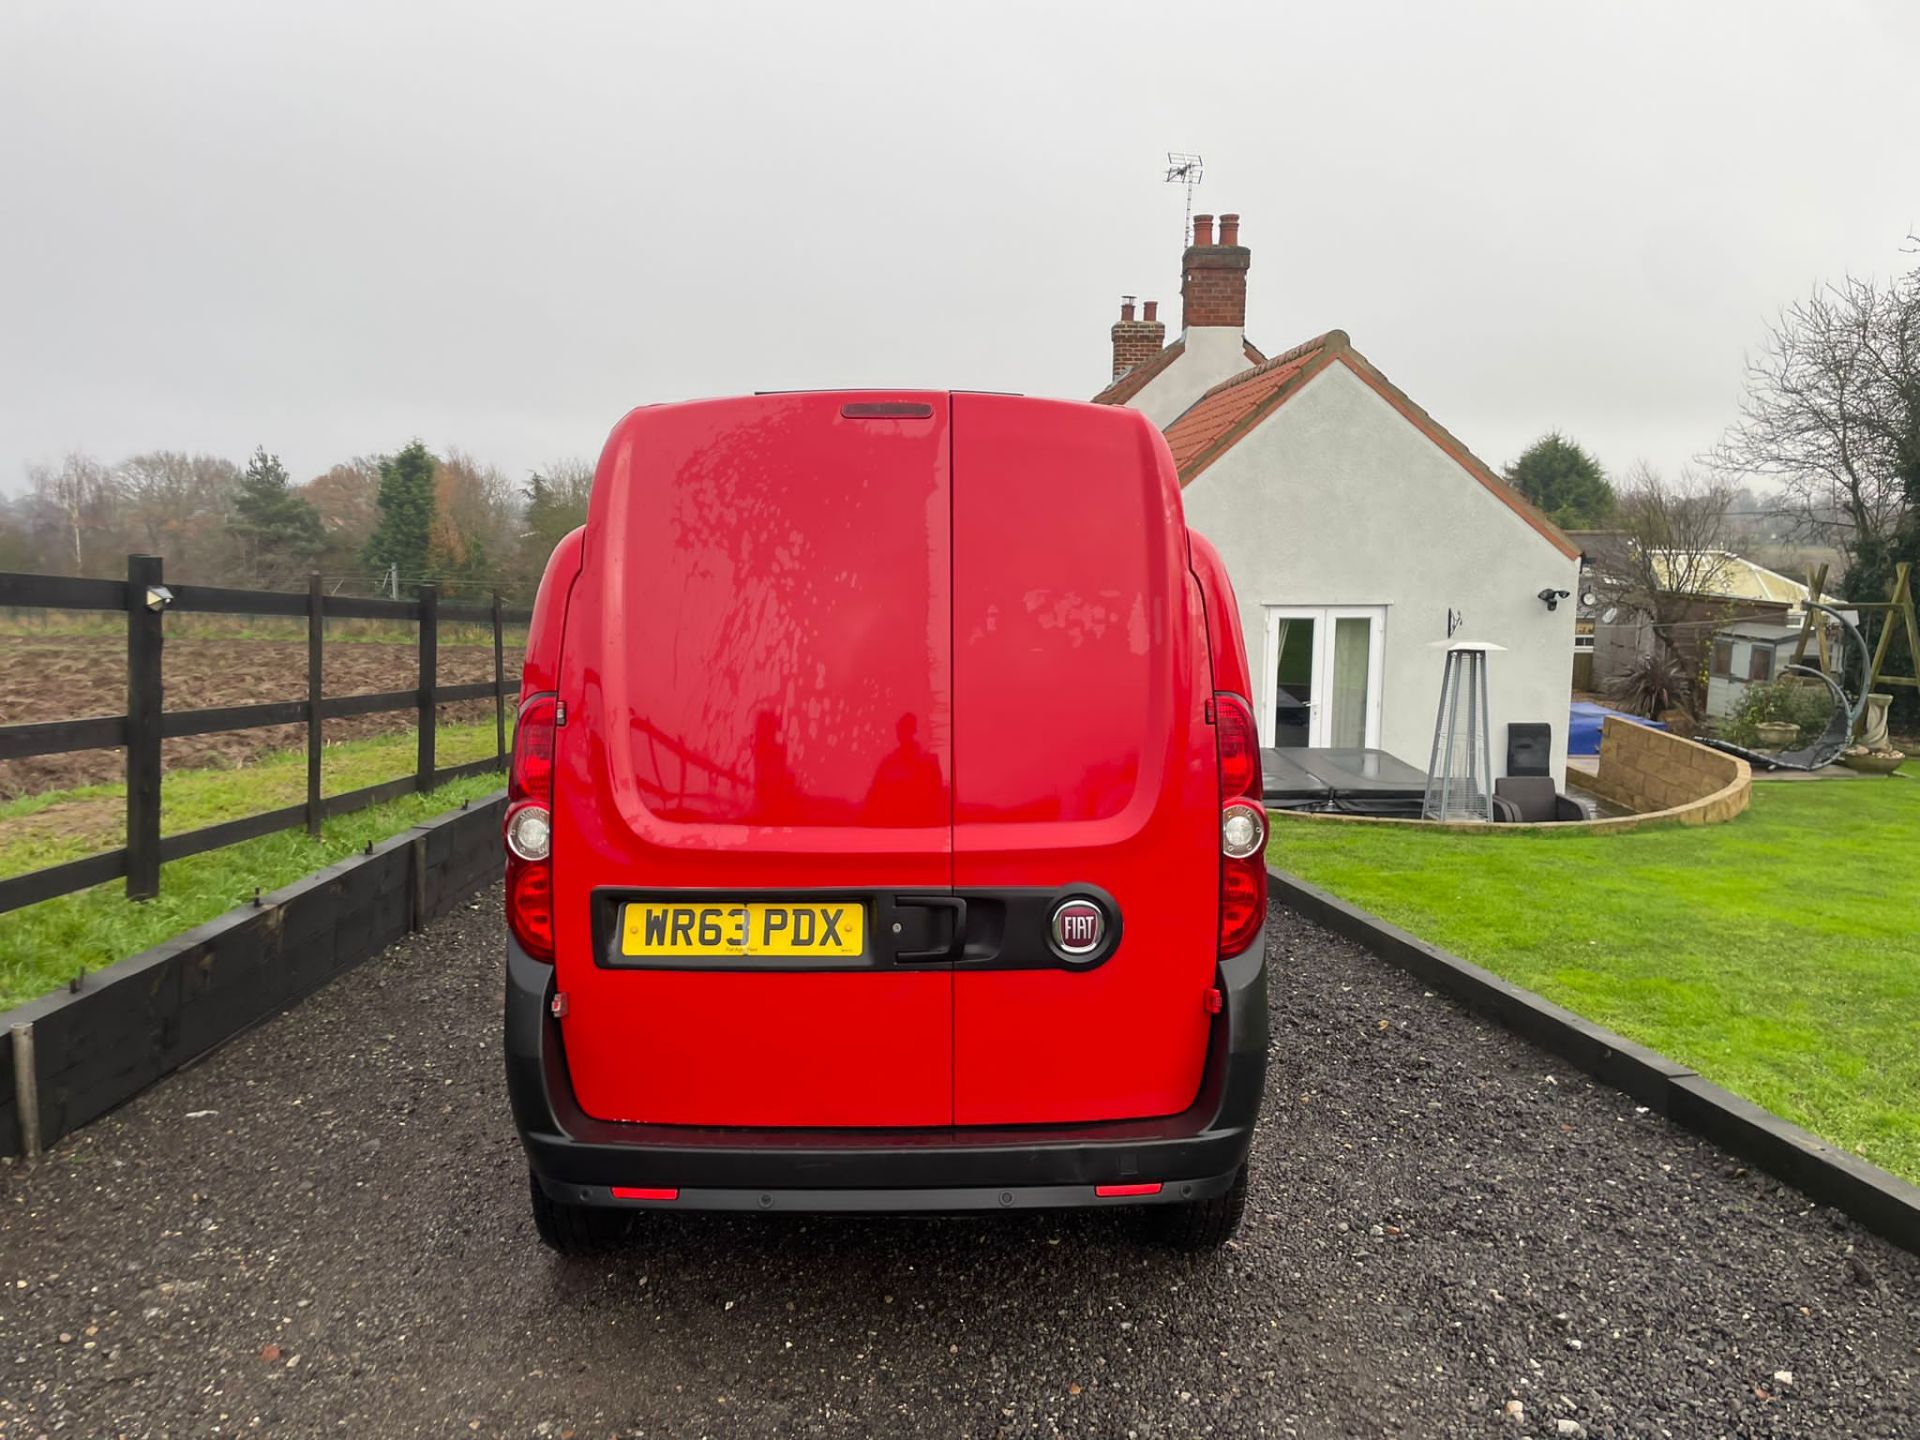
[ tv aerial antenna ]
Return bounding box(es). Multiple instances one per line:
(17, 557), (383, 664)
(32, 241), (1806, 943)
(1165, 152), (1204, 244)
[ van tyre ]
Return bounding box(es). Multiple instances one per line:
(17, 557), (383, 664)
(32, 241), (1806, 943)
(1146, 1165), (1249, 1251)
(529, 1170), (631, 1254)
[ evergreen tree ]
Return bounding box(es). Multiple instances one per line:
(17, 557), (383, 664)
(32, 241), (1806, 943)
(229, 446), (325, 586)
(1503, 432), (1617, 530)
(364, 440), (438, 594)
(523, 461), (593, 553)
(517, 460), (594, 594)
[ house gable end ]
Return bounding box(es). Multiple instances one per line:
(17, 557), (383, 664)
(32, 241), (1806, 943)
(1332, 350), (1579, 562)
(1172, 336), (1579, 563)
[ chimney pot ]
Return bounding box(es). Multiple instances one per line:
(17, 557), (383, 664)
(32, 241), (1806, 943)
(1110, 291), (1168, 379)
(1142, 300), (1158, 322)
(1180, 211), (1249, 331)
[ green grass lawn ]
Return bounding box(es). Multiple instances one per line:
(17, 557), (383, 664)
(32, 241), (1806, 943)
(0, 725), (507, 1009)
(1270, 779), (1920, 1183)
(0, 720), (507, 868)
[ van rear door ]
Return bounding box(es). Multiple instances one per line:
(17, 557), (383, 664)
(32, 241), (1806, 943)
(949, 396), (1219, 1126)
(550, 393), (954, 1128)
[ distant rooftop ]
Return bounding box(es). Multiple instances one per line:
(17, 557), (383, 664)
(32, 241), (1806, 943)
(1651, 551), (1831, 606)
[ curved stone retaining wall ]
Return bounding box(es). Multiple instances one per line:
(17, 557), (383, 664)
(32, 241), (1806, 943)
(1580, 715), (1750, 822)
(1273, 718), (1750, 834)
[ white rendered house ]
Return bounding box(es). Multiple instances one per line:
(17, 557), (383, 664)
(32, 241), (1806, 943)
(1095, 216), (1581, 782)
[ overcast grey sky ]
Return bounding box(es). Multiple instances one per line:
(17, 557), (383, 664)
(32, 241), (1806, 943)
(1, 1), (1914, 494)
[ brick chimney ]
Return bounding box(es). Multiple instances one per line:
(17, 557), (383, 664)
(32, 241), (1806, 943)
(1181, 211), (1249, 330)
(1110, 295), (1167, 378)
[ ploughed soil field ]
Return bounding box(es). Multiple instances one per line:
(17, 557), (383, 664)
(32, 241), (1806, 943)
(0, 631), (513, 799)
(2, 897), (1915, 1438)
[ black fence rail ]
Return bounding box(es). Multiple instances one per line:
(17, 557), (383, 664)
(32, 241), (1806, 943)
(0, 555), (530, 917)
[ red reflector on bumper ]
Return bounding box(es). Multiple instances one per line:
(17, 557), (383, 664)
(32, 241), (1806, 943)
(1094, 1182), (1162, 1198)
(610, 1186), (679, 1201)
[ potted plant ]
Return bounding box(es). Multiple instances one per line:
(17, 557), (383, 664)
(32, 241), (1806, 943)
(1721, 678), (1835, 752)
(1839, 744), (1907, 775)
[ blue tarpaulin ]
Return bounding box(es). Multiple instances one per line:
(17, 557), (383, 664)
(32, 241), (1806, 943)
(1569, 701), (1667, 756)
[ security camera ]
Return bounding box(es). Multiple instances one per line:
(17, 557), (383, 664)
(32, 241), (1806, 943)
(1537, 588), (1571, 612)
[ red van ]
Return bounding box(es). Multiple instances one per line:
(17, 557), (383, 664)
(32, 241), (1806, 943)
(503, 392), (1268, 1251)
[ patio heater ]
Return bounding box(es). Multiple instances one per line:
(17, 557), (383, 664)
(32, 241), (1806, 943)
(1423, 641), (1506, 822)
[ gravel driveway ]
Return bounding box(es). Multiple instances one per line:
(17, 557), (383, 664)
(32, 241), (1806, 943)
(3, 892), (1916, 1438)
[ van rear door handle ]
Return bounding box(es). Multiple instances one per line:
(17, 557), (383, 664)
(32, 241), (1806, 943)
(893, 896), (967, 963)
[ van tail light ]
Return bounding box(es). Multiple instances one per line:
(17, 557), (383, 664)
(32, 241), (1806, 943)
(1215, 692), (1260, 801)
(506, 692), (558, 962)
(1215, 691), (1267, 956)
(510, 692), (558, 805)
(506, 850), (554, 960)
(1220, 847), (1266, 957)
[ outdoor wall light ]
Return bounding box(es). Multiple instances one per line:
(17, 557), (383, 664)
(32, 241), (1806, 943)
(144, 585), (173, 612)
(1537, 588), (1570, 612)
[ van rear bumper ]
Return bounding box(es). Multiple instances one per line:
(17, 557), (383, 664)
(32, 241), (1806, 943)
(504, 934), (1268, 1211)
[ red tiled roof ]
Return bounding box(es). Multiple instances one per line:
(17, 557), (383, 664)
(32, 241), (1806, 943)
(1152, 332), (1336, 474)
(1163, 331), (1581, 561)
(1162, 333), (1339, 474)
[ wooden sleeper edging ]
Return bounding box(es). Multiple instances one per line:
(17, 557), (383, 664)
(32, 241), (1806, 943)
(1, 792), (508, 1158)
(1268, 865), (1920, 1254)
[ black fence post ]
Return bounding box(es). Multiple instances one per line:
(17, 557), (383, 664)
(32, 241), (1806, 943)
(492, 590), (507, 771)
(125, 555), (164, 900)
(307, 572), (324, 836)
(416, 583), (437, 792)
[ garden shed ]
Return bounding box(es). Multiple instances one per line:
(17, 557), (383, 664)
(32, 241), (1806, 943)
(1705, 621), (1807, 719)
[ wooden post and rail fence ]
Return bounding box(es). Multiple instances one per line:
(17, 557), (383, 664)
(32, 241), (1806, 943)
(0, 555), (530, 918)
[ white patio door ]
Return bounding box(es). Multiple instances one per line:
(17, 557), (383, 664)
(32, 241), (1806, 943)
(1261, 606), (1386, 749)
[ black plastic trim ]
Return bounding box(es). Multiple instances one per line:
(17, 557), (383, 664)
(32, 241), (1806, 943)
(589, 883), (1129, 974)
(535, 1173), (1240, 1213)
(504, 927), (1268, 1206)
(894, 895), (967, 963)
(592, 888), (926, 973)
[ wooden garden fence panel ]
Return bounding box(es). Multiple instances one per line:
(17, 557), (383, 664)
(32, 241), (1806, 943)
(0, 555), (530, 917)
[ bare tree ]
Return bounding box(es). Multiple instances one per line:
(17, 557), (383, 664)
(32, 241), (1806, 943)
(118, 451), (239, 577)
(1614, 463), (1738, 666)
(429, 448), (521, 594)
(300, 457), (383, 578)
(23, 453), (120, 576)
(1711, 267), (1920, 571)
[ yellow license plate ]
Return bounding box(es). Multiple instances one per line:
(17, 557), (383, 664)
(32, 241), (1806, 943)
(620, 901), (864, 959)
